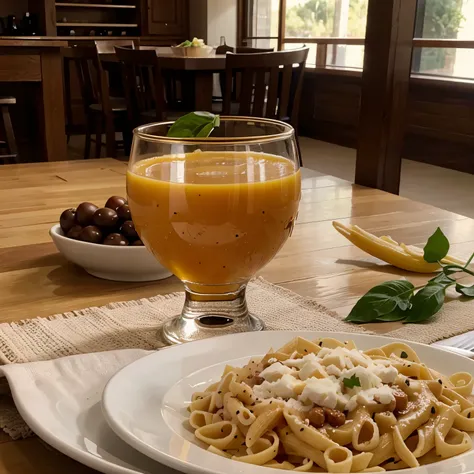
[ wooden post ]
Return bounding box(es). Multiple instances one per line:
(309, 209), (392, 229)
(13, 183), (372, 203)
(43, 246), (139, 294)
(278, 0), (287, 50)
(316, 43), (328, 68)
(355, 0), (417, 194)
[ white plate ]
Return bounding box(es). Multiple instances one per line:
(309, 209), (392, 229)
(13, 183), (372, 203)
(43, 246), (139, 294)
(3, 350), (179, 474)
(102, 331), (474, 474)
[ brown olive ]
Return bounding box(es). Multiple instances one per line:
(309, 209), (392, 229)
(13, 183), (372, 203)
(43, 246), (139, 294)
(93, 207), (119, 230)
(103, 233), (129, 246)
(116, 204), (131, 221)
(60, 208), (77, 233)
(105, 196), (127, 211)
(67, 225), (83, 240)
(76, 202), (98, 226)
(131, 239), (144, 246)
(120, 220), (139, 240)
(79, 225), (102, 244)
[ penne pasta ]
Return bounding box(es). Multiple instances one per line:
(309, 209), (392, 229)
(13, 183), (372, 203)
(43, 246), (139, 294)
(246, 407), (283, 448)
(324, 446), (353, 473)
(187, 336), (474, 472)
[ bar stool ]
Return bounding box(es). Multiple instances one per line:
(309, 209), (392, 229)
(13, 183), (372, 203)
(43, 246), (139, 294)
(0, 97), (18, 164)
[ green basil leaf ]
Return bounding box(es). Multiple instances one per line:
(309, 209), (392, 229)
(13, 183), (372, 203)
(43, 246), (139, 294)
(429, 272), (455, 285)
(375, 306), (408, 322)
(167, 112), (220, 138)
(196, 114), (220, 137)
(343, 375), (361, 389)
(345, 280), (414, 323)
(455, 283), (474, 297)
(423, 227), (450, 263)
(404, 282), (447, 323)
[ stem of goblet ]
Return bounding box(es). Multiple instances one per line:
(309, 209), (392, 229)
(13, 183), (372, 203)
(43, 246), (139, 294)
(160, 282), (265, 344)
(181, 284), (250, 327)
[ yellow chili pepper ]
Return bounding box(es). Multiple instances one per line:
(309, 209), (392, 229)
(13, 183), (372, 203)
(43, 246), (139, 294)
(332, 221), (464, 273)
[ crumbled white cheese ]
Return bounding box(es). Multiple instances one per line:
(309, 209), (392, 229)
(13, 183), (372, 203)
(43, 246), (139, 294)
(373, 365), (398, 384)
(283, 352), (318, 369)
(254, 344), (399, 413)
(299, 359), (327, 380)
(285, 398), (312, 412)
(326, 364), (342, 377)
(254, 374), (301, 399)
(342, 366), (382, 391)
(260, 362), (295, 382)
(300, 377), (342, 409)
(267, 357), (277, 364)
(356, 385), (395, 406)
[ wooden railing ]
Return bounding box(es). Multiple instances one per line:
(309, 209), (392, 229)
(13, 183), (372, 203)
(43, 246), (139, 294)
(283, 37), (474, 70)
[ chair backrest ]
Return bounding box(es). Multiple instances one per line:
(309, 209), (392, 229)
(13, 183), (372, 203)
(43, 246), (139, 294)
(223, 47), (309, 126)
(235, 46), (274, 54)
(215, 45), (274, 55)
(95, 39), (137, 55)
(62, 46), (110, 116)
(115, 46), (166, 127)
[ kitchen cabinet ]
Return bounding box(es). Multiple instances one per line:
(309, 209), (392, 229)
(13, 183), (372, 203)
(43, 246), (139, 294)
(147, 0), (188, 36)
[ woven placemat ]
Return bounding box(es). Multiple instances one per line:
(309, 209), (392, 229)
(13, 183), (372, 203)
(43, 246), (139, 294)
(1, 277), (474, 440)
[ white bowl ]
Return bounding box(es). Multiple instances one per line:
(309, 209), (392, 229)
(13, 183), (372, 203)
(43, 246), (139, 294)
(50, 224), (172, 282)
(171, 45), (214, 57)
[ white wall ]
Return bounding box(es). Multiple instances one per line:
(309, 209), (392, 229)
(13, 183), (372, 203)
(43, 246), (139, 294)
(207, 0), (237, 46)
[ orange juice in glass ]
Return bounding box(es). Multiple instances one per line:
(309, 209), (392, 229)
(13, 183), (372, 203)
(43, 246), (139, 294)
(127, 118), (301, 344)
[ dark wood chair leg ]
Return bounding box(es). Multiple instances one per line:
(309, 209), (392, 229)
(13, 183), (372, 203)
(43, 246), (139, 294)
(95, 117), (103, 158)
(122, 129), (133, 157)
(1, 104), (18, 163)
(84, 115), (92, 160)
(105, 117), (116, 158)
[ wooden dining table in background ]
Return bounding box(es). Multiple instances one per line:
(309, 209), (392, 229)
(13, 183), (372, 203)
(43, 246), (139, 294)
(1, 158), (474, 472)
(101, 49), (226, 111)
(0, 39), (68, 162)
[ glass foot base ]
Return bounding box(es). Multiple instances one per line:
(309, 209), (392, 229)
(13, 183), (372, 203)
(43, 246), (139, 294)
(160, 313), (264, 345)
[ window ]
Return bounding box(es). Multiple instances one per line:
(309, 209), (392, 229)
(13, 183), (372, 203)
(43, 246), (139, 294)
(285, 0), (368, 39)
(243, 0), (280, 50)
(413, 0), (474, 79)
(240, 0), (474, 79)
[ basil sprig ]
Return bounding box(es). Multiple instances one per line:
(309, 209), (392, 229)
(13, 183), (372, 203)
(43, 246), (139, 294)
(167, 111), (220, 138)
(343, 375), (361, 389)
(346, 227), (474, 324)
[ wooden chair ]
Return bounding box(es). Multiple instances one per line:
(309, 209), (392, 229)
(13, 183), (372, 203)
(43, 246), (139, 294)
(95, 39), (138, 55)
(215, 45), (274, 55)
(235, 46), (274, 54)
(223, 47), (309, 165)
(62, 47), (128, 159)
(214, 46), (275, 104)
(0, 97), (18, 164)
(115, 47), (167, 129)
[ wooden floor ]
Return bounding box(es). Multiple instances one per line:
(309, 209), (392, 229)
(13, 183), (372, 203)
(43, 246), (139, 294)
(300, 137), (474, 219)
(66, 134), (474, 219)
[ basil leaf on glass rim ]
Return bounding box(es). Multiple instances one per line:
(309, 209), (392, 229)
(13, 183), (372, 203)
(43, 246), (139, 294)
(167, 111), (220, 138)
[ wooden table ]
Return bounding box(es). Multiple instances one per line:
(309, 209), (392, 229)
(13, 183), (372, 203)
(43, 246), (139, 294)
(1, 159), (474, 472)
(0, 39), (68, 162)
(101, 50), (226, 111)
